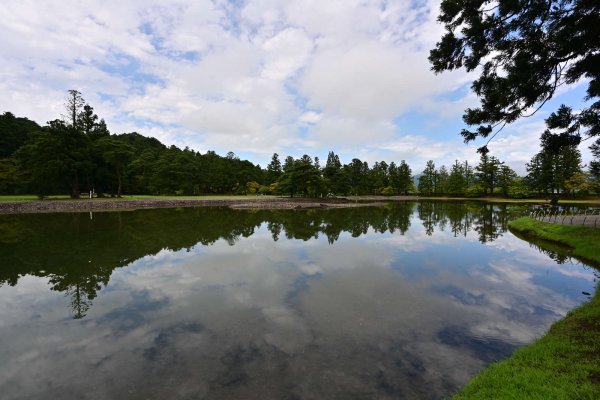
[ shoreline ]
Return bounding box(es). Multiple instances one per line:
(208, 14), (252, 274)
(453, 217), (600, 398)
(0, 197), (400, 214)
(0, 195), (598, 215)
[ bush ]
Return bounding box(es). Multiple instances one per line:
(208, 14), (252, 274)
(380, 186), (394, 196)
(464, 184), (485, 197)
(508, 178), (530, 198)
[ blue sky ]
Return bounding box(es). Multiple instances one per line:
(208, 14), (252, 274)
(0, 0), (593, 174)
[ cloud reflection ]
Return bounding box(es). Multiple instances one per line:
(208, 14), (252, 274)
(0, 203), (597, 399)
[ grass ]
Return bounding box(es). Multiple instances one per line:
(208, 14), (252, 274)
(508, 217), (600, 264)
(117, 194), (277, 200)
(0, 194), (277, 201)
(453, 217), (600, 399)
(423, 196), (600, 205)
(0, 195), (72, 201)
(2, 194), (599, 204)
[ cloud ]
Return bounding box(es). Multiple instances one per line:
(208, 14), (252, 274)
(0, 0), (590, 169)
(300, 41), (467, 121)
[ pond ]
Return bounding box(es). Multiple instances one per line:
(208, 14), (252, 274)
(0, 202), (597, 399)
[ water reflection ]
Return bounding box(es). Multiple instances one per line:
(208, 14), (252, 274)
(0, 202), (596, 400)
(0, 202), (526, 319)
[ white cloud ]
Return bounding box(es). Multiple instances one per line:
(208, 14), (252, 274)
(261, 28), (314, 81)
(0, 0), (591, 169)
(299, 111), (322, 124)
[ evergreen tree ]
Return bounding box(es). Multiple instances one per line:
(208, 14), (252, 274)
(345, 158), (368, 195)
(447, 160), (466, 196)
(323, 151), (344, 194)
(64, 89), (85, 127)
(430, 0), (599, 154)
(464, 160), (474, 187)
(78, 104), (98, 135)
(436, 166), (449, 195)
(418, 160), (436, 195)
(94, 137), (134, 197)
(397, 160), (413, 195)
(527, 143), (581, 194)
(475, 154), (502, 195)
(0, 112), (41, 158)
(590, 139), (600, 182)
(266, 153), (282, 184)
(283, 156), (295, 172)
(277, 156), (321, 197)
(498, 165), (517, 196)
(17, 120), (92, 198)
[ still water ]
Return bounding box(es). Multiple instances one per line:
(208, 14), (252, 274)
(0, 202), (597, 399)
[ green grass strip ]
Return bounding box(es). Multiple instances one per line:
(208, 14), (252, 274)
(453, 217), (600, 399)
(0, 194), (277, 202)
(508, 217), (600, 265)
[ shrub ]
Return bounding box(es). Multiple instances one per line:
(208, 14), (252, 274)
(380, 186), (394, 196)
(464, 184), (485, 197)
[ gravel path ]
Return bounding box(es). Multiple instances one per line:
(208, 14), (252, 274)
(536, 215), (600, 228)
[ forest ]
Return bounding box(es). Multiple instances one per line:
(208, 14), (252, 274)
(0, 90), (598, 199)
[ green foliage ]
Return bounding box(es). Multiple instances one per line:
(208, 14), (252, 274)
(497, 164), (517, 196)
(430, 0), (599, 153)
(379, 186), (394, 196)
(527, 134), (582, 194)
(464, 184), (485, 198)
(0, 112), (41, 158)
(344, 158), (369, 195)
(0, 158), (19, 194)
(323, 151), (349, 195)
(507, 178), (530, 199)
(266, 153), (282, 184)
(369, 161), (389, 194)
(435, 165), (448, 195)
(245, 181), (261, 194)
(446, 160), (466, 195)
(564, 172), (599, 196)
(94, 137), (134, 196)
(475, 154), (503, 195)
(418, 160), (436, 195)
(276, 156), (322, 197)
(64, 89), (85, 127)
(590, 139), (600, 181)
(1, 90), (594, 200)
(16, 120), (93, 198)
(394, 160), (413, 195)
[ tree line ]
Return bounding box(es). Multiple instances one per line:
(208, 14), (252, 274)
(0, 91), (598, 198)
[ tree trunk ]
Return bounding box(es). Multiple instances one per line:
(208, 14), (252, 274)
(71, 174), (80, 198)
(117, 171), (122, 197)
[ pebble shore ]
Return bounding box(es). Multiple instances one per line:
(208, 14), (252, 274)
(0, 197), (398, 214)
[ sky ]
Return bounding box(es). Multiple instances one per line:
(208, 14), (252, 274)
(0, 0), (593, 174)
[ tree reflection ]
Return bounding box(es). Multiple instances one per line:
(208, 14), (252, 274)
(0, 201), (527, 318)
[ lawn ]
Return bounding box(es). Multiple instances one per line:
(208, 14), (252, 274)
(0, 194), (277, 201)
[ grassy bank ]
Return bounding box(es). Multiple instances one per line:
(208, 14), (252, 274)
(423, 196), (600, 205)
(454, 218), (600, 399)
(0, 194), (276, 202)
(508, 217), (600, 264)
(3, 194), (600, 205)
